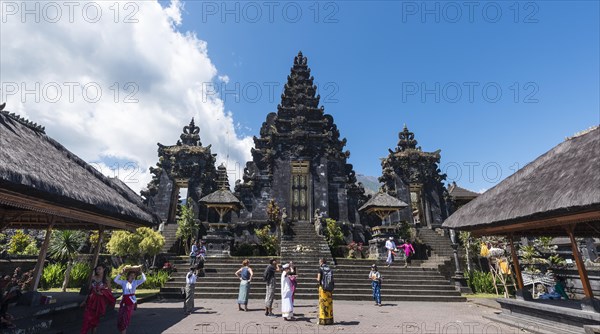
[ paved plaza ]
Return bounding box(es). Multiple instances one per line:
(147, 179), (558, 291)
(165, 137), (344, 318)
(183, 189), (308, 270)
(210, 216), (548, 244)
(50, 298), (527, 333)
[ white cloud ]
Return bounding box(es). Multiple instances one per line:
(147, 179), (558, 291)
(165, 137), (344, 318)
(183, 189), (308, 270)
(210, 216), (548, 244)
(218, 75), (230, 84)
(0, 0), (253, 194)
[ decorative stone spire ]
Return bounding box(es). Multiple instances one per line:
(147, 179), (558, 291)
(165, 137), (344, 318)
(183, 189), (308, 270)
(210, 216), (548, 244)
(216, 163), (229, 190)
(397, 124), (419, 151)
(278, 51), (321, 111)
(179, 118), (201, 146)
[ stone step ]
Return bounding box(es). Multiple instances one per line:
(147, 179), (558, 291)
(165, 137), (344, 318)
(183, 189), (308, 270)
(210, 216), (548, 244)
(163, 281), (456, 290)
(158, 291), (466, 302)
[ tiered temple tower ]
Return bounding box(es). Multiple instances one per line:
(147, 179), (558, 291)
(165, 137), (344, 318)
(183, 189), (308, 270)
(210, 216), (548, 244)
(234, 52), (367, 224)
(379, 125), (450, 228)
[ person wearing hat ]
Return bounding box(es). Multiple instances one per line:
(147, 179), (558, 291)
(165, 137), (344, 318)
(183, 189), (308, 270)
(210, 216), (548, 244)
(280, 263), (295, 320)
(385, 237), (397, 267)
(369, 264), (382, 306)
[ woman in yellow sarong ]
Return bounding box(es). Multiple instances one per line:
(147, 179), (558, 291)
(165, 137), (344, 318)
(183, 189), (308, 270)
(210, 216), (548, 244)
(316, 258), (334, 325)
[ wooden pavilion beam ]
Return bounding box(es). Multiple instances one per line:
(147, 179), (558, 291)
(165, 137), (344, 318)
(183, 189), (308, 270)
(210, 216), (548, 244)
(565, 223), (594, 299)
(509, 234), (524, 290)
(32, 219), (54, 291)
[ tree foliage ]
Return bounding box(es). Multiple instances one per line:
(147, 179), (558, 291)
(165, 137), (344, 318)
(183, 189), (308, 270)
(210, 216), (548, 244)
(176, 200), (198, 255)
(48, 230), (86, 291)
(106, 227), (165, 261)
(254, 225), (279, 256)
(8, 230), (39, 255)
(324, 218), (345, 249)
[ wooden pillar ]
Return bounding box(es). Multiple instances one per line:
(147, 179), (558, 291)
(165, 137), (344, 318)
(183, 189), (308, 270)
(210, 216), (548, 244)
(91, 226), (105, 269)
(32, 221), (54, 291)
(509, 234), (524, 289)
(566, 224), (594, 299)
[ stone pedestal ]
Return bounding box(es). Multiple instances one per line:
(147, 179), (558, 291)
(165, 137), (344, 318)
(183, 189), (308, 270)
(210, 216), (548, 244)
(452, 274), (472, 293)
(368, 237), (387, 260)
(203, 224), (234, 257)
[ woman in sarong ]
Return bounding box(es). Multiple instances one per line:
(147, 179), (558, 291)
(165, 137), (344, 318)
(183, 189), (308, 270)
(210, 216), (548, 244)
(280, 264), (295, 320)
(80, 264), (116, 334)
(114, 268), (146, 334)
(235, 259), (253, 311)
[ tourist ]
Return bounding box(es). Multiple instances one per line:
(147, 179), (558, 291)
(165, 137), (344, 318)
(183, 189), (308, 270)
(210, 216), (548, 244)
(190, 241), (199, 265)
(184, 267), (197, 315)
(398, 240), (415, 268)
(196, 241), (207, 262)
(0, 275), (18, 330)
(263, 258), (280, 317)
(385, 237), (396, 267)
(281, 264), (295, 320)
(288, 262), (298, 305)
(316, 258), (334, 325)
(235, 259), (253, 311)
(80, 264), (116, 334)
(114, 268), (146, 334)
(369, 264), (382, 306)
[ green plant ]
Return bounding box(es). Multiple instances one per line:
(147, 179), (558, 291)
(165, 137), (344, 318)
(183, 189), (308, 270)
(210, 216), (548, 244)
(467, 270), (502, 294)
(48, 230), (86, 291)
(176, 200), (198, 255)
(89, 230), (110, 253)
(107, 227), (165, 262)
(68, 262), (92, 288)
(254, 225), (279, 256)
(8, 230), (37, 255)
(143, 270), (170, 289)
(324, 219), (344, 249)
(41, 263), (66, 289)
(232, 243), (257, 257)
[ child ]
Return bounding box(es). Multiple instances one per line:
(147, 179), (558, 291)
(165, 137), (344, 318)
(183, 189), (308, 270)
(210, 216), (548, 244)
(369, 264), (382, 306)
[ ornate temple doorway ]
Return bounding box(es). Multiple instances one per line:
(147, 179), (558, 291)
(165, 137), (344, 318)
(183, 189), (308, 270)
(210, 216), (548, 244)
(291, 161), (310, 221)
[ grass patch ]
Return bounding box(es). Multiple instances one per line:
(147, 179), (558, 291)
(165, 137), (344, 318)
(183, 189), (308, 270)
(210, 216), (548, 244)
(39, 288), (80, 293)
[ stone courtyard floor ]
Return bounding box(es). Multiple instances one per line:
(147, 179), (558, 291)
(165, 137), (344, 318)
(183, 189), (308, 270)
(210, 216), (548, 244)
(51, 298), (527, 333)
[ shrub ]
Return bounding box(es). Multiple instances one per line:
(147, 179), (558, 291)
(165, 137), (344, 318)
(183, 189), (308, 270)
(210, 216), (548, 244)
(467, 270), (505, 294)
(324, 219), (344, 249)
(232, 243), (258, 257)
(107, 227), (165, 261)
(41, 263), (66, 289)
(254, 225), (279, 256)
(143, 270), (170, 289)
(68, 262), (92, 288)
(8, 230), (37, 255)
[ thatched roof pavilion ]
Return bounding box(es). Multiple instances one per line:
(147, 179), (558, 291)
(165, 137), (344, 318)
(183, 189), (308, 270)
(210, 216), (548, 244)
(0, 106), (159, 289)
(359, 190), (408, 221)
(442, 126), (600, 310)
(0, 109), (159, 231)
(443, 126), (600, 237)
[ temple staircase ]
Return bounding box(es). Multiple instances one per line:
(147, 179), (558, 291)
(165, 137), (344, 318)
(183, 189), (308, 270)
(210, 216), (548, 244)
(159, 222), (464, 302)
(280, 220), (334, 265)
(160, 223), (180, 253)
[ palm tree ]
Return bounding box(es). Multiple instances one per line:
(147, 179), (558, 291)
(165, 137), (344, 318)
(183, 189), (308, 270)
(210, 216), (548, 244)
(48, 230), (86, 291)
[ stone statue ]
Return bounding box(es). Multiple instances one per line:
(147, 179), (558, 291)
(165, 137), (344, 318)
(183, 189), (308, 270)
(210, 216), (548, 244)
(314, 209), (323, 236)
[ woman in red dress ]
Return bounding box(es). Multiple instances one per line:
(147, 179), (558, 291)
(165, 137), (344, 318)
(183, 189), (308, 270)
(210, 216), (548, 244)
(80, 264), (116, 334)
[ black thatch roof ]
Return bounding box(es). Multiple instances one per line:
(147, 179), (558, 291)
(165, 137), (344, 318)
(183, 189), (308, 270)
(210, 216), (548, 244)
(0, 110), (159, 229)
(443, 126), (600, 237)
(448, 182), (479, 199)
(359, 191), (408, 212)
(199, 189), (241, 208)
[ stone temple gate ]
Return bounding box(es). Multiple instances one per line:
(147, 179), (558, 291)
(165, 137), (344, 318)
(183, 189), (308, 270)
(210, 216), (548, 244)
(141, 119), (218, 225)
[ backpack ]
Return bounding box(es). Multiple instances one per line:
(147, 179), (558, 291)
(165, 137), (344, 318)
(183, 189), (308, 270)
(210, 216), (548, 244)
(320, 265), (334, 292)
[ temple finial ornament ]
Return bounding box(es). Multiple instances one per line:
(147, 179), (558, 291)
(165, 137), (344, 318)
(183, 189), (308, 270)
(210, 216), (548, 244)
(180, 118), (201, 146)
(397, 125), (418, 151)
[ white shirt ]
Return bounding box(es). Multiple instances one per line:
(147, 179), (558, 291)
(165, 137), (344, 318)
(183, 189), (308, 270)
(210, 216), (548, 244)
(114, 273), (146, 304)
(186, 272), (197, 285)
(385, 240), (396, 251)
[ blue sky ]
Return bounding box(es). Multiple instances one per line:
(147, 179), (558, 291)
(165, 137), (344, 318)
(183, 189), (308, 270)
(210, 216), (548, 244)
(172, 0), (599, 192)
(2, 1), (598, 194)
